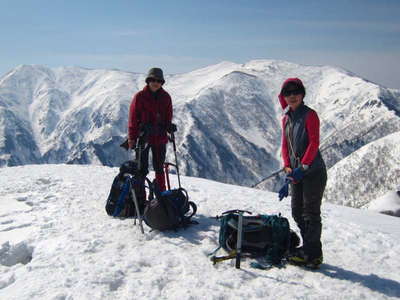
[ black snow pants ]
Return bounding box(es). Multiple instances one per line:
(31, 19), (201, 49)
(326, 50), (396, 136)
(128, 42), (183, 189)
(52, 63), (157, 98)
(291, 167), (327, 260)
(138, 143), (167, 193)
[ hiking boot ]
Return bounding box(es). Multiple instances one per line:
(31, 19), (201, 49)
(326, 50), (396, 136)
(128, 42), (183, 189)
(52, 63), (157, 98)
(304, 256), (323, 270)
(288, 248), (307, 265)
(288, 248), (323, 269)
(289, 255), (307, 264)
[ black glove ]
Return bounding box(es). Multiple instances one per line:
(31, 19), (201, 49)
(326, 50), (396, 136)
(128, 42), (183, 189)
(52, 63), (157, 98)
(120, 139), (129, 150)
(166, 123), (177, 133)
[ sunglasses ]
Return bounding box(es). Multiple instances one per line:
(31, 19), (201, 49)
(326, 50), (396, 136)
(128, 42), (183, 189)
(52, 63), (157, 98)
(148, 78), (164, 84)
(282, 89), (303, 97)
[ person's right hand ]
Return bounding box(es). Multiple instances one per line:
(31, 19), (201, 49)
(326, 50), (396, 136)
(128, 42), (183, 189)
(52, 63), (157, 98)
(128, 139), (135, 149)
(284, 167), (292, 174)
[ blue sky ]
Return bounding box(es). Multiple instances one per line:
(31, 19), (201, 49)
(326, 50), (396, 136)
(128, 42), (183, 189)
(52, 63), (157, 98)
(1, 0), (399, 88)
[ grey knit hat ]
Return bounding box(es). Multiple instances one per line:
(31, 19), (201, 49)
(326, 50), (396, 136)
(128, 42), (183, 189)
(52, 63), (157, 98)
(145, 67), (165, 84)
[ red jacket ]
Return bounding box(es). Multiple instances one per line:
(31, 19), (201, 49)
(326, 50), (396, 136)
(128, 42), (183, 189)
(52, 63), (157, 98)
(128, 86), (173, 145)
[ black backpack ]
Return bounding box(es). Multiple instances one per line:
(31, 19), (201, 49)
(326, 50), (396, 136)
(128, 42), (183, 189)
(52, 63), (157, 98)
(212, 211), (300, 265)
(143, 186), (197, 231)
(105, 160), (150, 218)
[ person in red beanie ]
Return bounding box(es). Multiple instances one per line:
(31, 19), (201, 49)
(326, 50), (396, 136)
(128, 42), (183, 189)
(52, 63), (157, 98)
(278, 78), (327, 269)
(128, 67), (175, 193)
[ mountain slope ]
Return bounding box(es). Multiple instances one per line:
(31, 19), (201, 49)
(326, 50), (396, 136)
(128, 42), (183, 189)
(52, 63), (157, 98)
(324, 131), (400, 208)
(0, 60), (399, 206)
(0, 164), (399, 299)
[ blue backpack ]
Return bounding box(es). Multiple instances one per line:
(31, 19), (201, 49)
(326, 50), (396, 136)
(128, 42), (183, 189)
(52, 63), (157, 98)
(105, 160), (151, 218)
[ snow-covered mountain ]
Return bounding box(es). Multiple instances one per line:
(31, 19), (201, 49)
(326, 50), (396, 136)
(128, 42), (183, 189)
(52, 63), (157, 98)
(0, 60), (400, 207)
(325, 131), (400, 208)
(0, 165), (399, 299)
(0, 65), (143, 167)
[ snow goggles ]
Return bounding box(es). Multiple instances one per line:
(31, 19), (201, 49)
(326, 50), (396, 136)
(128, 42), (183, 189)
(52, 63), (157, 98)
(282, 88), (303, 97)
(148, 78), (164, 84)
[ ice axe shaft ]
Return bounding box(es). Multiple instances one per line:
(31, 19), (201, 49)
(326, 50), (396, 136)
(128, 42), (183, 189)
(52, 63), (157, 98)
(235, 211), (244, 269)
(251, 168), (284, 188)
(127, 176), (144, 234)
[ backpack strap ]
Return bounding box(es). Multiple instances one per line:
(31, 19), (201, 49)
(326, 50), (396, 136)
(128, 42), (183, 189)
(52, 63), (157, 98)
(145, 177), (155, 200)
(179, 201), (199, 228)
(114, 175), (153, 218)
(186, 201), (197, 219)
(208, 213), (232, 256)
(177, 188), (196, 219)
(112, 178), (131, 217)
(178, 188), (197, 226)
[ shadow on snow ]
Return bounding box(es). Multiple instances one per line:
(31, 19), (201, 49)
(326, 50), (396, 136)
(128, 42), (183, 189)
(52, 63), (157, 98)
(320, 263), (400, 298)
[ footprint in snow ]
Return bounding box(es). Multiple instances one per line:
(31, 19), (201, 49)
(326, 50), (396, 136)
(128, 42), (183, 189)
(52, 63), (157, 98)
(0, 274), (16, 289)
(0, 219), (14, 225)
(0, 241), (34, 267)
(16, 196), (34, 207)
(0, 223), (32, 232)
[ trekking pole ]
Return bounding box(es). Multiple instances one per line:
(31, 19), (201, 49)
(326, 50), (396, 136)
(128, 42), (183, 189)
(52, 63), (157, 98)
(235, 211), (244, 269)
(128, 175), (144, 234)
(135, 124), (150, 172)
(170, 132), (181, 189)
(130, 129), (148, 235)
(164, 163), (171, 190)
(135, 138), (143, 172)
(251, 167), (285, 188)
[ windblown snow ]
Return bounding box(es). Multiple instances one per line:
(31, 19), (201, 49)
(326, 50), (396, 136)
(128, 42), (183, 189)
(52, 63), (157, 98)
(0, 165), (399, 299)
(368, 190), (400, 217)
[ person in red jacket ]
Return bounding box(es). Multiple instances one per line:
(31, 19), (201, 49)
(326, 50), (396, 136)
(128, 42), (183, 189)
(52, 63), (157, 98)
(278, 78), (327, 269)
(128, 67), (174, 192)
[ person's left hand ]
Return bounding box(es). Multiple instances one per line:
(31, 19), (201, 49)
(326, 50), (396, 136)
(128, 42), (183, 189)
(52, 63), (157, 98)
(167, 123), (177, 133)
(287, 167), (304, 183)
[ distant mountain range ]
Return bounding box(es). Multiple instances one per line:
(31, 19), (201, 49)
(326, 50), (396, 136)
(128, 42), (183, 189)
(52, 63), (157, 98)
(0, 60), (399, 207)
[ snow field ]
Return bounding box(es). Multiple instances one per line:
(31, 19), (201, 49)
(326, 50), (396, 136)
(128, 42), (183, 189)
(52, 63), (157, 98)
(0, 164), (399, 299)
